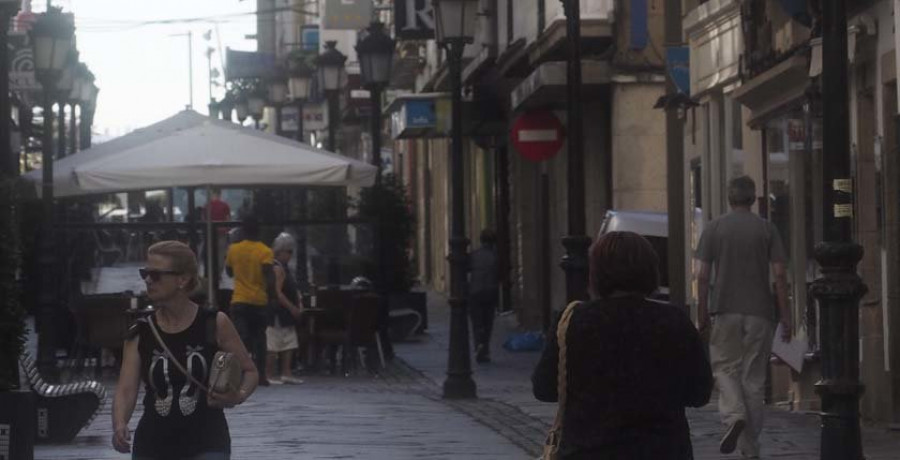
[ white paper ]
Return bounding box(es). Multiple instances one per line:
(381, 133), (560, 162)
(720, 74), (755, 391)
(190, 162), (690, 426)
(772, 324), (808, 373)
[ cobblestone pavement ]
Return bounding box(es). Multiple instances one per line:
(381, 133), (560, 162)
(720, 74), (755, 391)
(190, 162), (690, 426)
(33, 364), (530, 460)
(28, 291), (900, 459)
(395, 291), (900, 459)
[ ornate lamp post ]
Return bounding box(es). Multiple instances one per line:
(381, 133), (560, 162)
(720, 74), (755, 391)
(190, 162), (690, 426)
(287, 55), (314, 143)
(811, 0), (866, 458)
(66, 62), (88, 155)
(267, 76), (288, 136)
(356, 21), (394, 184)
(235, 97), (249, 126)
(0, 0), (20, 176)
(315, 41), (347, 286)
(55, 50), (76, 159)
(247, 92), (265, 130)
(218, 93), (234, 122)
(78, 76), (98, 150)
(315, 41), (346, 153)
(558, 0), (590, 302)
(286, 54), (314, 290)
(31, 7), (75, 375)
(434, 0), (478, 400)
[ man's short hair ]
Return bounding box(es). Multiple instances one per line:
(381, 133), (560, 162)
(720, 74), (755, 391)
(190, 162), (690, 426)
(728, 176), (756, 207)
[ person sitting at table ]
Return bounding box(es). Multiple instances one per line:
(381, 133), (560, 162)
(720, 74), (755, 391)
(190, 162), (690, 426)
(266, 233), (304, 384)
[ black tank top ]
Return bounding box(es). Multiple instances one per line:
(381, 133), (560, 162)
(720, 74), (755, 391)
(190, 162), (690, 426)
(271, 259), (299, 326)
(132, 307), (230, 458)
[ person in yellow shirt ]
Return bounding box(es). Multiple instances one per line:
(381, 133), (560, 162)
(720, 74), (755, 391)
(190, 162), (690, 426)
(226, 215), (277, 386)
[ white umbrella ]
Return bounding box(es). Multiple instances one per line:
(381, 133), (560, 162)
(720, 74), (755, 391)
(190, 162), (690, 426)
(26, 109), (376, 196)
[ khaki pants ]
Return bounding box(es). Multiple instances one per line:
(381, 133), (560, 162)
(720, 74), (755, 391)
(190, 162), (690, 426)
(710, 313), (775, 457)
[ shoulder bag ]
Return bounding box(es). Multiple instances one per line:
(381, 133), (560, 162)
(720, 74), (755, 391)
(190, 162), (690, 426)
(541, 300), (580, 460)
(147, 313), (242, 395)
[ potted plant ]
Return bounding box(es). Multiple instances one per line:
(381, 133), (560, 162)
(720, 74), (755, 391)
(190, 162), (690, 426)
(354, 174), (424, 341)
(0, 177), (36, 459)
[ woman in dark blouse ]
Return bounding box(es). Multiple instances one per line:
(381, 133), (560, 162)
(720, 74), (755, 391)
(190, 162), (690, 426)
(532, 231), (713, 459)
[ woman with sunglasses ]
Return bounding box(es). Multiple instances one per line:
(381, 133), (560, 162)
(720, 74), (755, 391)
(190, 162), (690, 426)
(112, 241), (258, 460)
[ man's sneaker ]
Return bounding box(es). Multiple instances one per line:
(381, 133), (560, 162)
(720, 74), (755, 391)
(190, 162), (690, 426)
(281, 376), (305, 385)
(720, 419), (746, 454)
(267, 377), (284, 385)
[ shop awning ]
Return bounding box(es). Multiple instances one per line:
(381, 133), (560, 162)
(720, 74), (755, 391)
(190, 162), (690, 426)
(510, 61), (612, 111)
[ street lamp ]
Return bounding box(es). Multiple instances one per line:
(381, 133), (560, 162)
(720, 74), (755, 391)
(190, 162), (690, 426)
(78, 76), (99, 150)
(31, 6), (75, 376)
(315, 41), (346, 152)
(218, 94), (234, 122)
(286, 54), (314, 291)
(559, 0), (591, 303)
(66, 62), (88, 155)
(315, 41), (346, 287)
(235, 98), (249, 125)
(0, 0), (20, 176)
(247, 93), (265, 130)
(356, 21), (394, 184)
(55, 50), (76, 159)
(810, 0), (866, 458)
(267, 77), (288, 136)
(434, 0), (478, 400)
(287, 56), (313, 142)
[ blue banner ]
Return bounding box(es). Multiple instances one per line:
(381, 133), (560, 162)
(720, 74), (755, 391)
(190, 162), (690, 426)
(666, 47), (690, 95)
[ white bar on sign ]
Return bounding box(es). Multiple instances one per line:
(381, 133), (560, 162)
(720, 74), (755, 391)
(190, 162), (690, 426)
(519, 129), (557, 142)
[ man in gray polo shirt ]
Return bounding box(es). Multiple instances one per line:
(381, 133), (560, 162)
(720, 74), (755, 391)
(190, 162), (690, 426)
(696, 176), (792, 459)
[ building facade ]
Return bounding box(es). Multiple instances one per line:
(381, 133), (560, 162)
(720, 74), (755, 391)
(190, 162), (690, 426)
(682, 0), (900, 423)
(390, 0), (671, 330)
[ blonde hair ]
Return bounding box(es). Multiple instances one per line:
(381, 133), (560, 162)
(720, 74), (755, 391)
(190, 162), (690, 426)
(147, 240), (200, 292)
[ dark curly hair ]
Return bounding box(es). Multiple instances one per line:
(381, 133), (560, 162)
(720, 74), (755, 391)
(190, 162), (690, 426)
(588, 231), (660, 298)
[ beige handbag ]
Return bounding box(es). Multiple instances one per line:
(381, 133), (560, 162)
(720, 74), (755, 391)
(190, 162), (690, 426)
(541, 301), (580, 460)
(147, 317), (241, 395)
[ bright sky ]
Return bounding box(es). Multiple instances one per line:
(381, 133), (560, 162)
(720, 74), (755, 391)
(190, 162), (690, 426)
(43, 0), (259, 137)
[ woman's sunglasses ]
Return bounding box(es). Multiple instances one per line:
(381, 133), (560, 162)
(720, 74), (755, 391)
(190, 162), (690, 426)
(139, 268), (181, 282)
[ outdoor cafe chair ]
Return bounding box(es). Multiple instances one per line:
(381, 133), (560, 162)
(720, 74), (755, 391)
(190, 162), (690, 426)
(315, 291), (385, 375)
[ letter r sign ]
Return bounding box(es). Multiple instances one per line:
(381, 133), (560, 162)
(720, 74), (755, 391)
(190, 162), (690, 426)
(394, 0), (435, 40)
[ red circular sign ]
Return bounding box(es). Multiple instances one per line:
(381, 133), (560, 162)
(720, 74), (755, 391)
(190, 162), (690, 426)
(511, 110), (566, 162)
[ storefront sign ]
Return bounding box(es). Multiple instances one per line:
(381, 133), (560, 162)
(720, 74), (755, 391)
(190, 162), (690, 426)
(301, 25), (319, 51)
(389, 95), (452, 139)
(395, 0), (435, 40)
(225, 49), (276, 80)
(510, 110), (565, 162)
(323, 0), (373, 30)
(303, 103), (326, 132)
(281, 105), (300, 133)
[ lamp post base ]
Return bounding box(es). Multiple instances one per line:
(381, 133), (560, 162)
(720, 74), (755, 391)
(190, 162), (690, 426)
(443, 235), (476, 400)
(809, 241), (866, 460)
(442, 295), (477, 400)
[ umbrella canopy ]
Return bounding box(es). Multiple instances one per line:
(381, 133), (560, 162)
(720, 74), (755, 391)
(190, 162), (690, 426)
(25, 110), (376, 196)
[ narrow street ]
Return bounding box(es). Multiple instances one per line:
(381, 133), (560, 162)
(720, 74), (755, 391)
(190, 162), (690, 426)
(30, 292), (900, 459)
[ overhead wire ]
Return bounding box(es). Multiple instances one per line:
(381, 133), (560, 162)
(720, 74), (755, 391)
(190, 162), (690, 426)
(72, 4), (316, 34)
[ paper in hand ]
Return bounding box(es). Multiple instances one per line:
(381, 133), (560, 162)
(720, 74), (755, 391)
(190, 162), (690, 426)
(772, 323), (807, 373)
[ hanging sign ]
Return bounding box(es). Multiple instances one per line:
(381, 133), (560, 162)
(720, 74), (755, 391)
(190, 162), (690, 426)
(510, 110), (565, 162)
(395, 0), (435, 40)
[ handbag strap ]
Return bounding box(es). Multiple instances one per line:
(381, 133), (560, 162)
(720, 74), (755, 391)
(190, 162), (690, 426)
(549, 301), (580, 432)
(147, 316), (210, 393)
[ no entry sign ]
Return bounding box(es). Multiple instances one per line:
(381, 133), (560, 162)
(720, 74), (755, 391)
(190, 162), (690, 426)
(511, 110), (565, 162)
